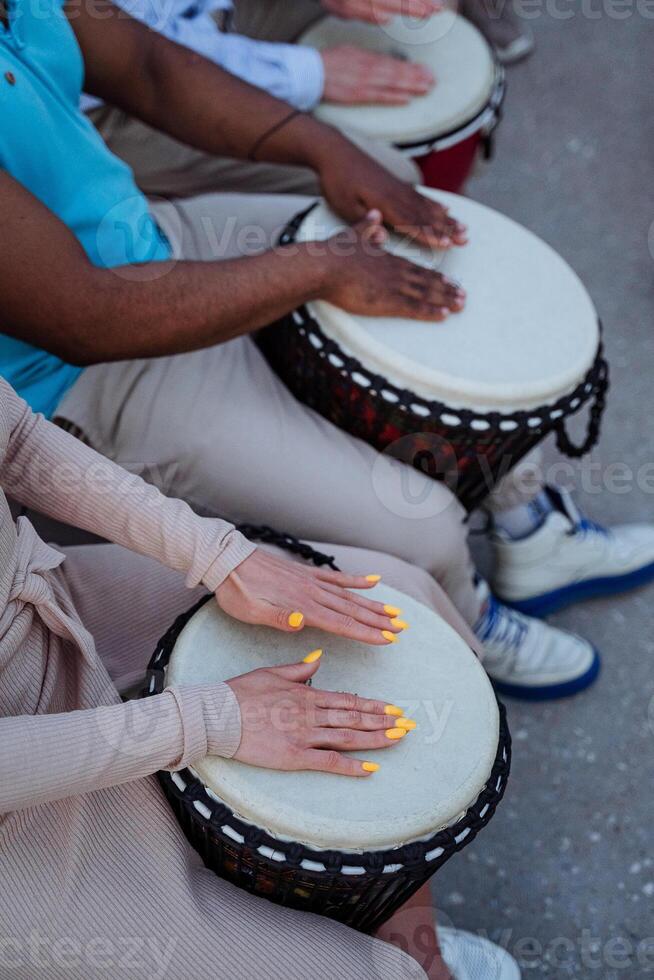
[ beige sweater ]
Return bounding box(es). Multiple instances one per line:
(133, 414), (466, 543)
(0, 377), (255, 816)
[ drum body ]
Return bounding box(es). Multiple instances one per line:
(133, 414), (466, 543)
(145, 577), (510, 932)
(299, 12), (505, 193)
(258, 191), (608, 512)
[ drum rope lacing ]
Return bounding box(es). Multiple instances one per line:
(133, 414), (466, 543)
(144, 526), (511, 888)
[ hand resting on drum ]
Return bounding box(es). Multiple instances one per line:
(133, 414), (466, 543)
(322, 46), (435, 105)
(322, 0), (442, 24)
(216, 547), (406, 645)
(319, 210), (465, 320)
(224, 655), (412, 776)
(318, 141), (468, 249)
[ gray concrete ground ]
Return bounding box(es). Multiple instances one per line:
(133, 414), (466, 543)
(433, 5), (654, 977)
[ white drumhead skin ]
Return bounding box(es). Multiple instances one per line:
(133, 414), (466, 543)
(166, 585), (499, 851)
(300, 12), (495, 145)
(296, 190), (599, 412)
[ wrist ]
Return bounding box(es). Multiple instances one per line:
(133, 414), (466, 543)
(292, 241), (343, 302)
(299, 118), (354, 173)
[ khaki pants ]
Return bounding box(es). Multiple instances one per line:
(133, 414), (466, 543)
(56, 192), (541, 629)
(87, 0), (420, 199)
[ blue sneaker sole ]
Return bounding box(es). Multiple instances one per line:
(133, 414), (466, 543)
(501, 561), (654, 618)
(491, 647), (601, 701)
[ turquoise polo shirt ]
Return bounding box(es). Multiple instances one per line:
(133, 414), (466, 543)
(0, 0), (172, 417)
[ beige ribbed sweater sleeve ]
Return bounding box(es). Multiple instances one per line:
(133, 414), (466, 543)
(0, 377), (256, 591)
(0, 379), (249, 813)
(0, 686), (241, 815)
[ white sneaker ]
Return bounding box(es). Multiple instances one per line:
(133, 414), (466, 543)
(439, 926), (521, 980)
(490, 486), (654, 617)
(474, 586), (600, 700)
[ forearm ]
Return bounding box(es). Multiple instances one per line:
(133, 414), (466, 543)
(0, 685), (240, 814)
(17, 245), (330, 366)
(1, 379), (255, 588)
(76, 6), (346, 170)
(137, 46), (343, 169)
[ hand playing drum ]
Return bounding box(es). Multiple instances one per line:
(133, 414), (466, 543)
(216, 545), (408, 645)
(321, 46), (436, 105)
(321, 0), (443, 24)
(314, 209), (465, 321)
(302, 10), (505, 193)
(225, 654), (412, 778)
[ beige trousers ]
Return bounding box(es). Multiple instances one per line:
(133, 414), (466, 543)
(86, 0), (419, 199)
(56, 192), (541, 629)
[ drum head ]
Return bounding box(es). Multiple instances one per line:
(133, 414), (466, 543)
(299, 12), (496, 145)
(294, 191), (600, 412)
(166, 585), (499, 851)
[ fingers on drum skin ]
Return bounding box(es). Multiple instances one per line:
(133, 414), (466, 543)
(310, 609), (399, 645)
(313, 569), (384, 591)
(313, 690), (399, 717)
(316, 593), (402, 632)
(300, 749), (380, 777)
(313, 707), (399, 731)
(310, 726), (408, 751)
(317, 581), (400, 620)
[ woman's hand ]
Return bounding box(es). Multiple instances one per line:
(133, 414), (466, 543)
(322, 0), (442, 24)
(317, 136), (467, 249)
(215, 547), (407, 646)
(226, 655), (414, 776)
(321, 210), (465, 320)
(322, 46), (435, 105)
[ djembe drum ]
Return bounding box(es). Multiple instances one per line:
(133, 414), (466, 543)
(299, 10), (505, 192)
(257, 190), (608, 512)
(144, 536), (510, 933)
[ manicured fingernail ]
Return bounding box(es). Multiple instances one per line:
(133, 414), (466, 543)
(303, 649), (322, 664)
(386, 728), (406, 740)
(366, 574), (382, 583)
(382, 630), (398, 643)
(288, 611), (304, 628)
(384, 704), (403, 716)
(396, 718), (417, 730)
(384, 605), (402, 617)
(362, 762), (380, 773)
(391, 618), (409, 630)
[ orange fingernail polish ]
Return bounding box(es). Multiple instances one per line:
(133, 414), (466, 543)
(288, 611), (304, 628)
(303, 649), (322, 664)
(395, 718), (417, 730)
(362, 762), (380, 773)
(386, 728), (406, 740)
(384, 704), (403, 716)
(384, 605), (401, 617)
(366, 574), (382, 583)
(382, 630), (397, 643)
(391, 618), (409, 630)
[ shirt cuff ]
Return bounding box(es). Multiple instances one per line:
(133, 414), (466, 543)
(167, 683), (242, 767)
(185, 519), (257, 593)
(199, 529), (257, 593)
(283, 44), (325, 111)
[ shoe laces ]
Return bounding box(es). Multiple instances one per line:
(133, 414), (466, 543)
(547, 485), (608, 540)
(569, 516), (609, 539)
(476, 593), (528, 669)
